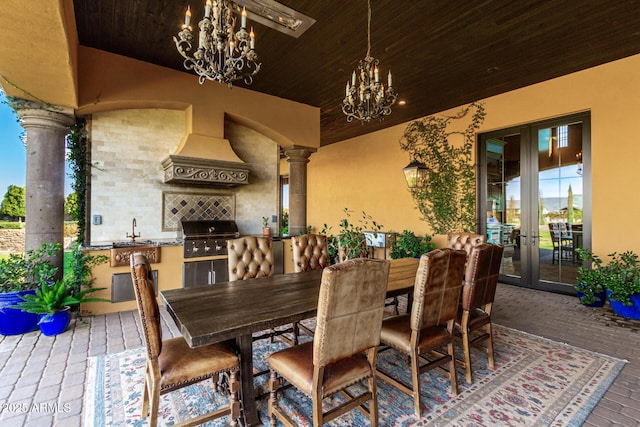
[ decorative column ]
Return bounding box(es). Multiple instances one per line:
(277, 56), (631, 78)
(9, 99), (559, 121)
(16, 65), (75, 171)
(284, 146), (316, 236)
(10, 99), (74, 278)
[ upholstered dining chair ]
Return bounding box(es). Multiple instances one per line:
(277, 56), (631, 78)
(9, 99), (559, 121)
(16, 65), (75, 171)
(455, 243), (504, 384)
(227, 236), (298, 345)
(447, 232), (486, 258)
(227, 236), (274, 281)
(130, 253), (240, 427)
(291, 233), (330, 273)
(291, 233), (330, 337)
(376, 248), (467, 418)
(267, 258), (391, 427)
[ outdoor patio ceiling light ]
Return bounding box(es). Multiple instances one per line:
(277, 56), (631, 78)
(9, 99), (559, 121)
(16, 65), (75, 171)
(403, 160), (428, 189)
(174, 0), (261, 87)
(342, 0), (398, 122)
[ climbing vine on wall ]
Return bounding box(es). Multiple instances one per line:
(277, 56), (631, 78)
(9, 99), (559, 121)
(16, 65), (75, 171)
(66, 120), (89, 244)
(399, 102), (486, 234)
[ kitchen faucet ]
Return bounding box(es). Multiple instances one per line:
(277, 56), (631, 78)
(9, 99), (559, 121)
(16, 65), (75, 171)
(126, 218), (140, 242)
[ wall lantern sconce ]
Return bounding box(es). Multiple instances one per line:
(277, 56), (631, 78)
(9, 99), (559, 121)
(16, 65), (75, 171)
(403, 160), (429, 189)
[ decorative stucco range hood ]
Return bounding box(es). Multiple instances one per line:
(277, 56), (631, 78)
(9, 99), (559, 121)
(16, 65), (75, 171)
(162, 134), (250, 187)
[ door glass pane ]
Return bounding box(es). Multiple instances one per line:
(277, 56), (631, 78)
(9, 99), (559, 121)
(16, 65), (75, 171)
(485, 135), (521, 279)
(537, 124), (583, 285)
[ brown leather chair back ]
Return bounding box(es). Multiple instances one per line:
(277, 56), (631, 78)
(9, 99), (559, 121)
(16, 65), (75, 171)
(130, 253), (162, 359)
(411, 248), (467, 332)
(313, 258), (390, 367)
(227, 236), (274, 281)
(462, 243), (504, 311)
(447, 232), (486, 257)
(291, 234), (330, 272)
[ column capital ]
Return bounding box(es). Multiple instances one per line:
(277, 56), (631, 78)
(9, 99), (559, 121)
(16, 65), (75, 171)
(284, 145), (316, 164)
(9, 98), (75, 131)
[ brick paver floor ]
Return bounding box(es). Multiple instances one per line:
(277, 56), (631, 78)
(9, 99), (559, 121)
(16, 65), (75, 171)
(0, 284), (638, 426)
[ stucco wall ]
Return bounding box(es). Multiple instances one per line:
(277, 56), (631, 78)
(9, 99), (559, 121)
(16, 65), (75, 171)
(308, 53), (640, 258)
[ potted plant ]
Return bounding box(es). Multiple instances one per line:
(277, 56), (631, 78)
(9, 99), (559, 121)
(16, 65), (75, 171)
(601, 251), (640, 319)
(0, 243), (60, 335)
(575, 247), (606, 307)
(262, 216), (271, 237)
(389, 230), (435, 259)
(321, 208), (382, 262)
(11, 279), (107, 336)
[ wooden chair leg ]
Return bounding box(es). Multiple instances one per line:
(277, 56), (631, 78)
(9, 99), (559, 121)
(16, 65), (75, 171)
(229, 370), (240, 427)
(410, 351), (422, 417)
(486, 323), (495, 369)
(312, 382), (323, 427)
(148, 378), (161, 427)
(462, 328), (473, 384)
(141, 372), (150, 419)
(368, 372), (379, 427)
(268, 370), (278, 426)
(447, 340), (459, 395)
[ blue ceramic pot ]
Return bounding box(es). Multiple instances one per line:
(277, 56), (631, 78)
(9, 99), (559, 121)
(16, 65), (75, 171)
(0, 290), (39, 335)
(576, 291), (606, 307)
(37, 307), (72, 336)
(606, 289), (640, 320)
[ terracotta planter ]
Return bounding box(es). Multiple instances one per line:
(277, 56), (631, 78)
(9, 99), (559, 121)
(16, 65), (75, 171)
(262, 227), (271, 237)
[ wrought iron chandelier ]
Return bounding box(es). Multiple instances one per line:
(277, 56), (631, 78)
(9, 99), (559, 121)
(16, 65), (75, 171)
(174, 0), (261, 87)
(342, 0), (397, 122)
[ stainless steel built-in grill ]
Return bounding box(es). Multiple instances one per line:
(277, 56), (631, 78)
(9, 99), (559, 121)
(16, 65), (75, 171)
(181, 220), (240, 259)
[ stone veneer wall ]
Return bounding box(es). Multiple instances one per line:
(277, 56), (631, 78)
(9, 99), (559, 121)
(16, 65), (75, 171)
(88, 109), (278, 243)
(0, 229), (25, 253)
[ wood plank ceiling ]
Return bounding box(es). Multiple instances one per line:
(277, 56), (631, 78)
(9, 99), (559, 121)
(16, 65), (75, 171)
(73, 0), (640, 146)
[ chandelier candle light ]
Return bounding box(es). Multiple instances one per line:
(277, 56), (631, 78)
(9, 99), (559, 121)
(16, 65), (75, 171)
(174, 0), (261, 87)
(342, 0), (397, 122)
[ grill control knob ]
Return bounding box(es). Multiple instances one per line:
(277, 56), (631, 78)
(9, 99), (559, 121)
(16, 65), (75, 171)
(215, 245), (223, 251)
(191, 242), (199, 253)
(204, 241), (211, 252)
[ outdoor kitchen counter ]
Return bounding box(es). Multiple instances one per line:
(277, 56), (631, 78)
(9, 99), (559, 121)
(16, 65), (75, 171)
(80, 238), (296, 315)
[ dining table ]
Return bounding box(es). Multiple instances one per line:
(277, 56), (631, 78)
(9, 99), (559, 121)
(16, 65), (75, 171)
(160, 257), (420, 426)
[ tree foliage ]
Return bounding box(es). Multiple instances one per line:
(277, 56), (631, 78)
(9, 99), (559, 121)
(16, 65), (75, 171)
(399, 102), (486, 234)
(0, 185), (25, 219)
(64, 192), (78, 219)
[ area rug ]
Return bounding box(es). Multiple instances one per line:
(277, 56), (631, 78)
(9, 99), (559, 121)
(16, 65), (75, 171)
(84, 324), (626, 426)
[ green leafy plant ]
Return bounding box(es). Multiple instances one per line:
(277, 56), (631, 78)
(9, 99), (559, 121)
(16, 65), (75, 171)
(575, 247), (606, 305)
(399, 102), (485, 234)
(12, 279), (107, 321)
(577, 248), (640, 306)
(65, 241), (108, 298)
(389, 230), (435, 259)
(321, 208), (382, 262)
(602, 251), (640, 306)
(0, 243), (61, 293)
(66, 121), (90, 244)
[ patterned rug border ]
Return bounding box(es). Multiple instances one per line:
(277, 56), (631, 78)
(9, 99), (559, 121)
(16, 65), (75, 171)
(84, 324), (627, 426)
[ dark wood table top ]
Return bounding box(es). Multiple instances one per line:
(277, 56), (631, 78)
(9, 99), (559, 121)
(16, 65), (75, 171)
(161, 257), (419, 348)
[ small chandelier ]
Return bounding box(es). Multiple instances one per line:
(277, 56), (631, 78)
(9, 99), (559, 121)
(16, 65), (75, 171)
(403, 160), (429, 189)
(174, 0), (261, 87)
(342, 0), (397, 122)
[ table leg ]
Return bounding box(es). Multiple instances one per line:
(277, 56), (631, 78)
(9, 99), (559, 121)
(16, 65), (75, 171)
(237, 334), (261, 426)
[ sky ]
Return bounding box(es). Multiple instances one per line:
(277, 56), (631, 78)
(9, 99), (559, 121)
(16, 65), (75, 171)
(0, 91), (73, 198)
(0, 91), (26, 197)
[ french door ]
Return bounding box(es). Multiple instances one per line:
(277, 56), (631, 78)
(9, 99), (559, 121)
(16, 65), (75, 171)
(478, 113), (591, 294)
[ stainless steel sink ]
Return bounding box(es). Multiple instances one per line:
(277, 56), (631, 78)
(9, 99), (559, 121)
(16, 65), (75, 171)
(110, 241), (161, 267)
